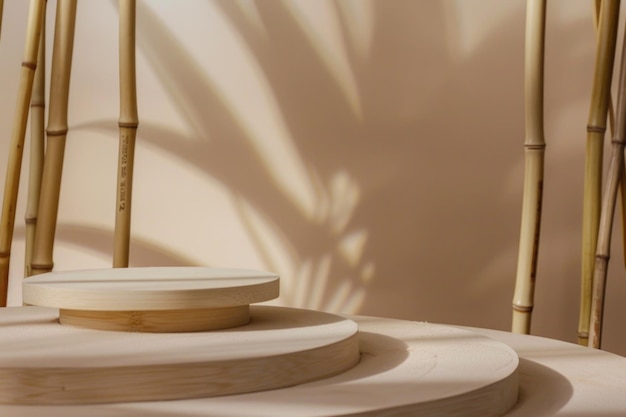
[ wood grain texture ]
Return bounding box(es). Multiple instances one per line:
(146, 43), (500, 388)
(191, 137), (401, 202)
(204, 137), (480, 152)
(22, 267), (279, 310)
(0, 306), (359, 405)
(4, 318), (626, 417)
(0, 307), (520, 416)
(59, 305), (250, 332)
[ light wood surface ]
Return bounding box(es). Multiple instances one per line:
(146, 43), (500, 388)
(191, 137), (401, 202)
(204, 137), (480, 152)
(23, 267), (279, 331)
(59, 305), (250, 332)
(0, 307), (519, 415)
(22, 267), (279, 311)
(3, 313), (626, 416)
(0, 306), (360, 405)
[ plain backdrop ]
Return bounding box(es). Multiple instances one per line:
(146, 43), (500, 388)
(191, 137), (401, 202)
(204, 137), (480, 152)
(1, 0), (626, 355)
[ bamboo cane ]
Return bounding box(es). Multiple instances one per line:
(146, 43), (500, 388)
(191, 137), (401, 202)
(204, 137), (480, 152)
(578, 0), (620, 346)
(588, 20), (626, 350)
(0, 0), (46, 306)
(30, 0), (77, 277)
(0, 0), (4, 43)
(594, 0), (622, 270)
(24, 12), (46, 277)
(113, 0), (138, 268)
(511, 0), (547, 334)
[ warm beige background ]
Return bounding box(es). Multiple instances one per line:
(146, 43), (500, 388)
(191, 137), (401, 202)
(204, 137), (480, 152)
(1, 0), (626, 354)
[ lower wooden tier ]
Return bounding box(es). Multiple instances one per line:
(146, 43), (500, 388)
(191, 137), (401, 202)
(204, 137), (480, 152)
(0, 306), (359, 404)
(0, 306), (519, 416)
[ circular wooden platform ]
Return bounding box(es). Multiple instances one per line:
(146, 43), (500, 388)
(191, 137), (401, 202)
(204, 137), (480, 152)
(0, 306), (519, 416)
(0, 306), (359, 405)
(22, 267), (279, 331)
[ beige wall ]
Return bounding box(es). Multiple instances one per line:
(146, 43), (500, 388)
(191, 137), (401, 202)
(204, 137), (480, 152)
(1, 0), (626, 355)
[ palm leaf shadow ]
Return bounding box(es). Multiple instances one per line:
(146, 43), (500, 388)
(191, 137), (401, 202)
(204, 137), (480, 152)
(87, 1), (596, 329)
(14, 223), (198, 267)
(87, 0), (373, 311)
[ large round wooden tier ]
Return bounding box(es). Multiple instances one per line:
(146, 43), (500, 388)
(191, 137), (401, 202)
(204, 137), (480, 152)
(0, 306), (360, 404)
(22, 267), (280, 332)
(0, 306), (519, 416)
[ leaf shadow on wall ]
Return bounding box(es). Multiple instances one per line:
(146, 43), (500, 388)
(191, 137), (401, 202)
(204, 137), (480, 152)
(71, 0), (596, 338)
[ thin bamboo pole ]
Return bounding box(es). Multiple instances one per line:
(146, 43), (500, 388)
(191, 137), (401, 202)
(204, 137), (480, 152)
(113, 0), (138, 268)
(512, 0), (547, 334)
(0, 0), (4, 43)
(30, 0), (77, 276)
(0, 0), (46, 306)
(593, 0), (622, 272)
(25, 12), (46, 277)
(578, 0), (620, 346)
(588, 19), (626, 350)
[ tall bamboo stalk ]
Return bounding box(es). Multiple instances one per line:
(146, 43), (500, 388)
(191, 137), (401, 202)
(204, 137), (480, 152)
(113, 0), (138, 268)
(30, 0), (77, 276)
(578, 0), (620, 346)
(25, 12), (47, 277)
(0, 0), (46, 306)
(588, 20), (626, 350)
(512, 0), (547, 334)
(0, 0), (4, 43)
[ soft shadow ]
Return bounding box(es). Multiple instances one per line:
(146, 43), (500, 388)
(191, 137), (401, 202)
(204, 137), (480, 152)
(89, 1), (610, 349)
(505, 358), (573, 417)
(14, 223), (199, 267)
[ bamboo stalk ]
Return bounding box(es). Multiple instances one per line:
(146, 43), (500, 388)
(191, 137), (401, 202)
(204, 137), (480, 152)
(25, 11), (47, 277)
(593, 0), (618, 134)
(0, 0), (4, 43)
(113, 0), (138, 268)
(620, 157), (626, 271)
(587, 0), (625, 349)
(592, 0), (623, 275)
(0, 0), (46, 306)
(511, 0), (547, 334)
(578, 0), (620, 346)
(31, 0), (77, 277)
(588, 18), (626, 350)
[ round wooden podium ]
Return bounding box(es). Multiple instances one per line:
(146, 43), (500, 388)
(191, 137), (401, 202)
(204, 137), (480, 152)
(22, 267), (281, 332)
(0, 267), (520, 416)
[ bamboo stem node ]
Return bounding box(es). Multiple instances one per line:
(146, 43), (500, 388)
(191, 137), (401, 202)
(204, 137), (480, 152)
(45, 128), (68, 136)
(511, 0), (547, 335)
(512, 304), (533, 313)
(21, 61), (37, 70)
(587, 125), (606, 133)
(596, 253), (610, 261)
(30, 263), (54, 272)
(578, 0), (621, 348)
